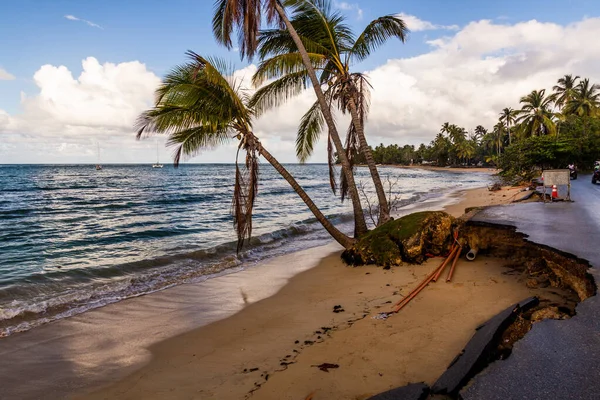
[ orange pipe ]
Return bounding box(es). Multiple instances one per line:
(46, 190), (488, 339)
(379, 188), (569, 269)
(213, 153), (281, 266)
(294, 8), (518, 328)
(392, 270), (436, 313)
(393, 264), (441, 308)
(432, 246), (458, 282)
(446, 247), (462, 282)
(392, 254), (452, 312)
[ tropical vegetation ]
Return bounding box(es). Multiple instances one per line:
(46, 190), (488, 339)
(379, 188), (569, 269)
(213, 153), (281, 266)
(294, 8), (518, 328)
(358, 74), (600, 181)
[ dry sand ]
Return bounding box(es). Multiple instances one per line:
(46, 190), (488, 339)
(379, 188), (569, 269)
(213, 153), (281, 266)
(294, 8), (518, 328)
(83, 184), (560, 400)
(444, 185), (532, 218)
(394, 165), (499, 174)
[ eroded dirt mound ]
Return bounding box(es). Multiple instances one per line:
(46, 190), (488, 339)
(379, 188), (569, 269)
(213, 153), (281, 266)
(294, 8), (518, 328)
(341, 211), (455, 267)
(462, 223), (596, 301)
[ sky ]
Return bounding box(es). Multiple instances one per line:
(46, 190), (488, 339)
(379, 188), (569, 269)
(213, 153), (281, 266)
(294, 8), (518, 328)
(1, 0), (600, 164)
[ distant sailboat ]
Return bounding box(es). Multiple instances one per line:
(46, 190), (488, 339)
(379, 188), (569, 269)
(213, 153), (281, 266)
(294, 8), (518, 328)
(95, 143), (102, 170)
(152, 140), (163, 168)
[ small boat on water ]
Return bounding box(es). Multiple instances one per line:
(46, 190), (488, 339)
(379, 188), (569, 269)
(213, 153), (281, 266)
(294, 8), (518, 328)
(96, 143), (102, 170)
(152, 140), (163, 168)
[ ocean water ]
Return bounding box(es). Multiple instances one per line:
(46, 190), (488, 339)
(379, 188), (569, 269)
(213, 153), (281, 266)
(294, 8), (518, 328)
(0, 164), (491, 336)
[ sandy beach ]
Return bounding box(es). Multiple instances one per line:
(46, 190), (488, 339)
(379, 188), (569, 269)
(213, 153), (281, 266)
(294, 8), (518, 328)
(73, 183), (563, 400)
(392, 165), (500, 174)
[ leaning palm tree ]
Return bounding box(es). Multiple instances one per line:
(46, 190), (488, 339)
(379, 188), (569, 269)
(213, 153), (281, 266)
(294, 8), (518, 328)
(250, 1), (408, 225)
(499, 108), (516, 144)
(137, 52), (355, 249)
(515, 89), (556, 137)
(552, 74), (580, 110)
(213, 0), (369, 236)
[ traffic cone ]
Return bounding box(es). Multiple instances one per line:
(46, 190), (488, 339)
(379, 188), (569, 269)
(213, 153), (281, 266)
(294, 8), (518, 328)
(551, 184), (558, 199)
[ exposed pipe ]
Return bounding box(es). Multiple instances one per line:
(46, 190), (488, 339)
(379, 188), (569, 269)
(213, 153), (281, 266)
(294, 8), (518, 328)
(466, 247), (479, 261)
(432, 246), (458, 282)
(446, 247), (462, 282)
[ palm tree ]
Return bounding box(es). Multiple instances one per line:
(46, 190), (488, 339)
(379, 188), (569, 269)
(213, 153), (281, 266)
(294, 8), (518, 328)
(552, 74), (580, 110)
(455, 139), (475, 165)
(564, 78), (600, 136)
(564, 78), (600, 117)
(213, 0), (369, 236)
(136, 52), (355, 249)
(515, 89), (556, 137)
(473, 125), (487, 141)
(499, 108), (516, 144)
(492, 122), (506, 156)
(250, 0), (408, 225)
(440, 122), (453, 136)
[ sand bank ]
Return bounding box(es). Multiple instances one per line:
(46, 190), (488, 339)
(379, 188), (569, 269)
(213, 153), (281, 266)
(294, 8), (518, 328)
(444, 185), (531, 218)
(0, 243), (342, 399)
(392, 165), (499, 174)
(80, 184), (565, 400)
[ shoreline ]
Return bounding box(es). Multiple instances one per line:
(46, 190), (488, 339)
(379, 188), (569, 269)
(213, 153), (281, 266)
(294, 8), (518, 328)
(80, 185), (559, 400)
(0, 183), (526, 399)
(383, 164), (499, 174)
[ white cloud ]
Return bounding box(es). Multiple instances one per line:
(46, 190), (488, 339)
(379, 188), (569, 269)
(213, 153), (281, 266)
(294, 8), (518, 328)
(253, 17), (600, 158)
(334, 1), (363, 20)
(397, 13), (459, 32)
(4, 17), (600, 164)
(64, 14), (103, 29)
(0, 67), (15, 80)
(0, 57), (161, 163)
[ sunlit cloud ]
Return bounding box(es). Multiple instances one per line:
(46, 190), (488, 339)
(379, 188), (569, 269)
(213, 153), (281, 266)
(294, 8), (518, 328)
(0, 67), (15, 80)
(64, 14), (103, 29)
(397, 13), (459, 32)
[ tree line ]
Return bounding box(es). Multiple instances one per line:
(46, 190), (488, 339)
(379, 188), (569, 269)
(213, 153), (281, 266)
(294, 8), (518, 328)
(351, 74), (600, 177)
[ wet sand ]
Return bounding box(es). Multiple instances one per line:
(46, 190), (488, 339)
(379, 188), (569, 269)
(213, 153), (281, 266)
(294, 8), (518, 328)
(0, 181), (539, 400)
(78, 184), (558, 400)
(393, 165), (499, 174)
(0, 243), (343, 399)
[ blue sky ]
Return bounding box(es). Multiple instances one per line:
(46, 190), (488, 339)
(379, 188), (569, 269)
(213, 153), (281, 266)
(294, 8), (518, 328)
(1, 0), (600, 163)
(1, 0), (597, 113)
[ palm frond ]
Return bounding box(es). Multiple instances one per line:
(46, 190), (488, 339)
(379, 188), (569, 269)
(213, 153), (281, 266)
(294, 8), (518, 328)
(248, 71), (311, 115)
(211, 0), (265, 59)
(296, 99), (326, 162)
(252, 52), (327, 86)
(257, 28), (332, 60)
(185, 51), (249, 123)
(349, 15), (409, 64)
(167, 124), (232, 166)
(286, 0), (353, 63)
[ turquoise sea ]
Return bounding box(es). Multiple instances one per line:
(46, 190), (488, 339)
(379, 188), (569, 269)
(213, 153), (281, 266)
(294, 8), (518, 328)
(0, 164), (491, 336)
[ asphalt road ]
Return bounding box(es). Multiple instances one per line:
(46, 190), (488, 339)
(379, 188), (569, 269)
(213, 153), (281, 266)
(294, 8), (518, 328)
(462, 175), (600, 400)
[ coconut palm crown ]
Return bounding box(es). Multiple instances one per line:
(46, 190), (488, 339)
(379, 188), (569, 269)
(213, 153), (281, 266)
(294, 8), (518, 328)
(552, 74), (580, 110)
(564, 78), (600, 118)
(515, 89), (556, 137)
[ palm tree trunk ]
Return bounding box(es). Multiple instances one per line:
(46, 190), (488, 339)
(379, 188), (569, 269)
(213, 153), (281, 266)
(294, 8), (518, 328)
(274, 3), (368, 238)
(258, 143), (355, 249)
(346, 97), (390, 225)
